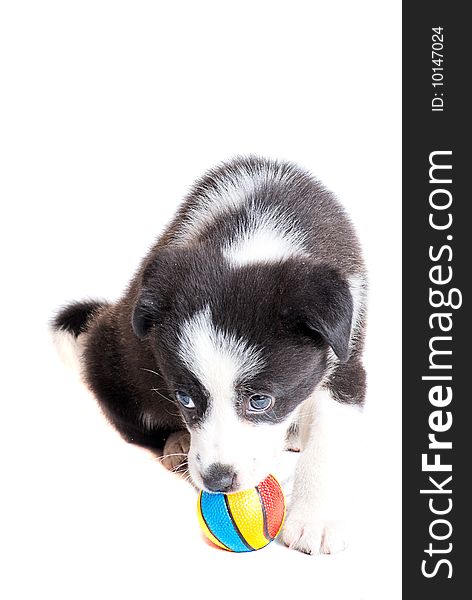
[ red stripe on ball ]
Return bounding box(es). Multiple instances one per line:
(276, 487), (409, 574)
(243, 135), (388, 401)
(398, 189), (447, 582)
(257, 475), (285, 540)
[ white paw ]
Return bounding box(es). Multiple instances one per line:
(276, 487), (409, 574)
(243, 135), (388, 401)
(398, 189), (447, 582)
(282, 510), (348, 555)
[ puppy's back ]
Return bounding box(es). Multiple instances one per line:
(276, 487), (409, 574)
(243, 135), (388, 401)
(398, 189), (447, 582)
(159, 156), (364, 278)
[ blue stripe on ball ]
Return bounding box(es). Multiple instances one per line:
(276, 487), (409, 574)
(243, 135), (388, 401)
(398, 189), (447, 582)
(200, 491), (251, 552)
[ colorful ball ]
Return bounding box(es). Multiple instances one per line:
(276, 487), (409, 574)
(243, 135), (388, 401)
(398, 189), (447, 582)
(197, 474), (285, 552)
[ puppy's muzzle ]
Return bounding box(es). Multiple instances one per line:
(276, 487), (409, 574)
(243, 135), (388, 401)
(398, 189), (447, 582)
(202, 463), (238, 493)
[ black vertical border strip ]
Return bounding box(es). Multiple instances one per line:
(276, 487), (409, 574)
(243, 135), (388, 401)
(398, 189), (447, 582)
(403, 1), (469, 596)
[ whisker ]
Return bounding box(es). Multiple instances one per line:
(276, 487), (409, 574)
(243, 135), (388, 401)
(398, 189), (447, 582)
(148, 389), (183, 421)
(172, 464), (188, 474)
(151, 387), (175, 404)
(157, 452), (188, 462)
(141, 367), (161, 377)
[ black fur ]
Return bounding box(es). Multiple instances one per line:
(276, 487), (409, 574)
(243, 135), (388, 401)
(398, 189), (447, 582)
(53, 300), (107, 336)
(53, 156), (367, 449)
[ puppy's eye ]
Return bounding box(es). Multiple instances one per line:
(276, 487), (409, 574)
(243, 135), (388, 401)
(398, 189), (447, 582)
(175, 391), (195, 409)
(248, 394), (273, 412)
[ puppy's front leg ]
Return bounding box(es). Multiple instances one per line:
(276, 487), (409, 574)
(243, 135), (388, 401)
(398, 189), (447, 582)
(282, 387), (362, 554)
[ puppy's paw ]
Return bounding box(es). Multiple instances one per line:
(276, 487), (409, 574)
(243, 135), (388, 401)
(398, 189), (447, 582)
(319, 519), (348, 554)
(161, 430), (190, 472)
(282, 509), (347, 555)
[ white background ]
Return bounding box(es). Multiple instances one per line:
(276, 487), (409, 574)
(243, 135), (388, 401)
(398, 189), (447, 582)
(0, 1), (401, 599)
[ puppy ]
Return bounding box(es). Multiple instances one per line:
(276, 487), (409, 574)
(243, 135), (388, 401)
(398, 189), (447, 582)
(53, 156), (367, 554)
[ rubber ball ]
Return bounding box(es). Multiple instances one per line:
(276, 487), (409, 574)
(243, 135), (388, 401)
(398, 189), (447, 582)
(197, 474), (285, 552)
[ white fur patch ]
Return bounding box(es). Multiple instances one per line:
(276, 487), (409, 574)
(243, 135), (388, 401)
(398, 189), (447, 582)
(188, 403), (290, 491)
(178, 305), (264, 401)
(282, 386), (363, 554)
(347, 273), (367, 343)
(173, 162), (290, 244)
(52, 329), (85, 372)
(223, 209), (308, 267)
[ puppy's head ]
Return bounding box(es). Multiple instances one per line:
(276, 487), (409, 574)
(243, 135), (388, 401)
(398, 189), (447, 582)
(132, 246), (353, 492)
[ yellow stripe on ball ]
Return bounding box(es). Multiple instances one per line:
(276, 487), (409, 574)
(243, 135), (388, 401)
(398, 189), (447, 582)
(226, 488), (269, 550)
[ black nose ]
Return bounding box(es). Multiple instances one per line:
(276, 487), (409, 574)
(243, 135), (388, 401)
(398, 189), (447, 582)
(202, 463), (237, 492)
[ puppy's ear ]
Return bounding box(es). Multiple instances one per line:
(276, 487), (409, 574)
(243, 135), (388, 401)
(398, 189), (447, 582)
(131, 250), (172, 339)
(131, 292), (157, 339)
(288, 264), (353, 362)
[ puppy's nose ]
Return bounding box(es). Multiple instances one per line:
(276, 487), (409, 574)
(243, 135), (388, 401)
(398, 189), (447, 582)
(202, 463), (237, 493)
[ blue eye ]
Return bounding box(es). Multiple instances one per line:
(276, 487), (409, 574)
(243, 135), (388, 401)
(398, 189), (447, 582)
(175, 391), (195, 409)
(248, 394), (273, 412)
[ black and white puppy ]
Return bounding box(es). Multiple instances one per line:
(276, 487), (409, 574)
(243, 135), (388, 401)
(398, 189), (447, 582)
(53, 156), (367, 554)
